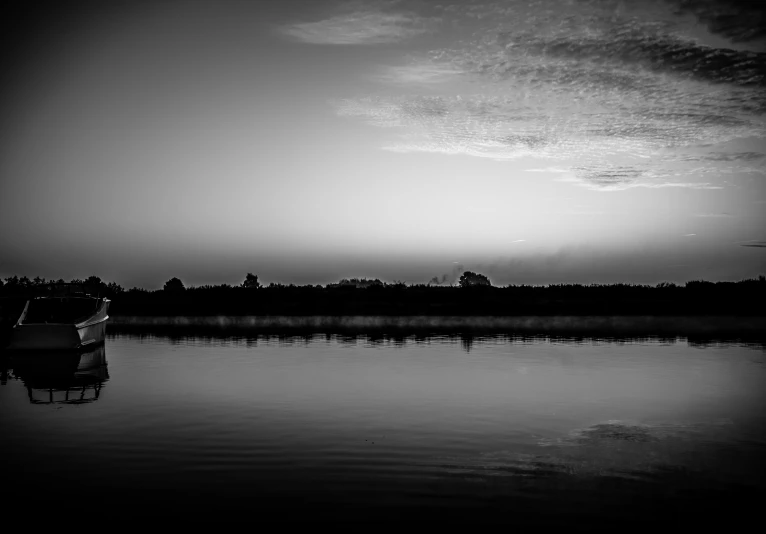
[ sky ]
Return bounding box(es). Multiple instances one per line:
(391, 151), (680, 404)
(0, 0), (764, 288)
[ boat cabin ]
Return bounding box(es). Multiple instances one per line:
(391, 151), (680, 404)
(21, 297), (104, 325)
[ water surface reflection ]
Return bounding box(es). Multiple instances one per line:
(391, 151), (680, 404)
(1, 344), (108, 404)
(1, 333), (763, 527)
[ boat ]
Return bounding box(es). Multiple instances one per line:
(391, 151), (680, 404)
(0, 296), (28, 348)
(6, 284), (110, 350)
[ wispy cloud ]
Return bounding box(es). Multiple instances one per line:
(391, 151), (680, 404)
(553, 166), (723, 191)
(671, 0), (766, 49)
(681, 152), (766, 163)
(560, 180), (724, 192)
(695, 213), (736, 218)
(570, 165), (644, 189)
(683, 233), (697, 236)
(526, 167), (570, 173)
(333, 0), (766, 190)
(737, 240), (766, 248)
(374, 62), (463, 84)
(280, 10), (434, 45)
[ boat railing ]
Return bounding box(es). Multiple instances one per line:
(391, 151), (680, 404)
(27, 382), (104, 404)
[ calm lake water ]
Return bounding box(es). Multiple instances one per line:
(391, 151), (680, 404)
(2, 332), (765, 528)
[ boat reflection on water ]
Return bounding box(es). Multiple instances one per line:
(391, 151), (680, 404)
(1, 344), (108, 404)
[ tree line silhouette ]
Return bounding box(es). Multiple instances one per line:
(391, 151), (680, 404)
(1, 273), (764, 316)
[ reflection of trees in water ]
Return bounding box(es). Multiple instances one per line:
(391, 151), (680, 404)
(687, 337), (766, 350)
(106, 330), (766, 352)
(1, 344), (108, 404)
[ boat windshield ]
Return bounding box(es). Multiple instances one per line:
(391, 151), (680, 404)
(22, 298), (100, 324)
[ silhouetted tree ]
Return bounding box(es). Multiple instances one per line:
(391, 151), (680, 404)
(106, 282), (124, 296)
(327, 278), (384, 289)
(458, 271), (491, 288)
(82, 275), (103, 295)
(3, 271), (766, 317)
(242, 273), (261, 289)
(163, 277), (186, 292)
(3, 276), (19, 288)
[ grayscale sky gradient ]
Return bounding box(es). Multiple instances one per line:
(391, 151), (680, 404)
(1, 0), (764, 288)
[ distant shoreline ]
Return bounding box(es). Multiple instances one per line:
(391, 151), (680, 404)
(109, 315), (766, 336)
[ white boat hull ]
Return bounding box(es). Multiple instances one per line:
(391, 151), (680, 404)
(7, 298), (109, 350)
(8, 320), (107, 350)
